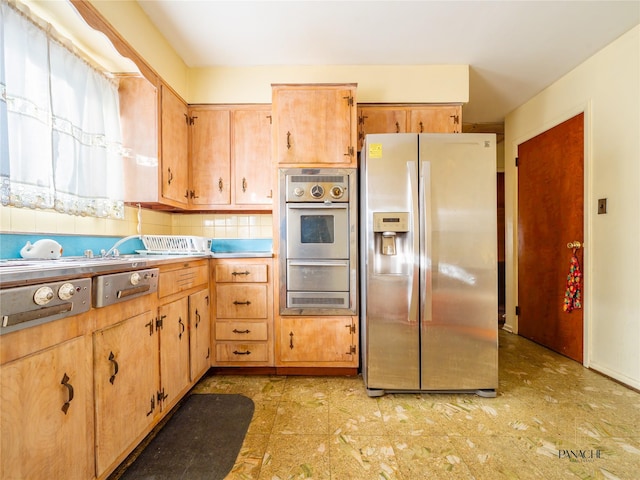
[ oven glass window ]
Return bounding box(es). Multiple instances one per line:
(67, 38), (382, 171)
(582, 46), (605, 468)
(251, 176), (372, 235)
(300, 215), (334, 243)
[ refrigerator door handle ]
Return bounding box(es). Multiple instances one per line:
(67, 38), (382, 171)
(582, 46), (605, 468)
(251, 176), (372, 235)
(408, 161), (419, 324)
(420, 160), (433, 322)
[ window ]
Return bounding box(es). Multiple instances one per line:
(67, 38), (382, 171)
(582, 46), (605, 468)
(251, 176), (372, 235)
(0, 1), (124, 219)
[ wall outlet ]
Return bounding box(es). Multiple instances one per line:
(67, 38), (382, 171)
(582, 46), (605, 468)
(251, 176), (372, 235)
(598, 198), (607, 214)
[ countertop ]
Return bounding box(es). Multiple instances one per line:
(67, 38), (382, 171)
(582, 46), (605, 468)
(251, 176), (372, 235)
(0, 251), (273, 287)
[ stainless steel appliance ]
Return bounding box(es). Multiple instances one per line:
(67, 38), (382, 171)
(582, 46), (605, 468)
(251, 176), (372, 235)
(93, 268), (159, 308)
(279, 168), (357, 314)
(360, 133), (498, 396)
(0, 277), (92, 335)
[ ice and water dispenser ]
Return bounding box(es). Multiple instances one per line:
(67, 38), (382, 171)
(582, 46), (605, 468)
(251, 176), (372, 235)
(372, 212), (410, 274)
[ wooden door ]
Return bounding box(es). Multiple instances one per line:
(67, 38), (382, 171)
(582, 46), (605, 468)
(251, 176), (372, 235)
(160, 85), (189, 207)
(517, 113), (584, 362)
(1, 337), (92, 480)
(190, 108), (231, 206)
(159, 297), (191, 409)
(357, 106), (407, 151)
(189, 289), (211, 381)
(233, 107), (273, 205)
(93, 311), (159, 476)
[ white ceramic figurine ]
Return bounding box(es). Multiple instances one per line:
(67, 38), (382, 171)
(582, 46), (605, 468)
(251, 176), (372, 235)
(20, 239), (63, 259)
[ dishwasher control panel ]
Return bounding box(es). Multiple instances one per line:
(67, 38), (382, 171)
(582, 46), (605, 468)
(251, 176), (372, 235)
(93, 268), (159, 308)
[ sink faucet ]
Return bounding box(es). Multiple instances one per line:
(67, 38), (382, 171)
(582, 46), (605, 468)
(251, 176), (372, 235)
(102, 235), (141, 258)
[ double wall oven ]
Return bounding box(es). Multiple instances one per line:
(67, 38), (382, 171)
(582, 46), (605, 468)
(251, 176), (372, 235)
(279, 168), (357, 315)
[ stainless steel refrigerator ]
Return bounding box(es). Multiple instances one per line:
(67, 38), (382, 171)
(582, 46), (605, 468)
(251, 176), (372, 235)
(360, 133), (498, 397)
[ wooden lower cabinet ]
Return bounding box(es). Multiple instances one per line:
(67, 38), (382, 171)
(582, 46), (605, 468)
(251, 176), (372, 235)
(189, 289), (211, 381)
(158, 297), (191, 410)
(276, 316), (358, 368)
(212, 258), (274, 366)
(93, 310), (159, 477)
(1, 336), (93, 480)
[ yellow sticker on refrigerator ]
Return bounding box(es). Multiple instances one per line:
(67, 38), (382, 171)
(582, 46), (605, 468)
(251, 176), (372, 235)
(368, 143), (382, 158)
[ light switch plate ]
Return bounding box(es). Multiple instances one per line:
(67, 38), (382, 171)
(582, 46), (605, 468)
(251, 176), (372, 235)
(598, 198), (607, 214)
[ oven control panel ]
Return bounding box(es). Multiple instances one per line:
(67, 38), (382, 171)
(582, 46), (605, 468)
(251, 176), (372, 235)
(285, 172), (350, 202)
(93, 268), (159, 308)
(1, 277), (92, 335)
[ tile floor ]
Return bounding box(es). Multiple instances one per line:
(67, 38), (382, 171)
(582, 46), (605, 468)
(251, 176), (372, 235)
(191, 330), (640, 480)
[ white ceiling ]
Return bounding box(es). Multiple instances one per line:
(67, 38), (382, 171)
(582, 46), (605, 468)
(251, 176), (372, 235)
(136, 0), (640, 125)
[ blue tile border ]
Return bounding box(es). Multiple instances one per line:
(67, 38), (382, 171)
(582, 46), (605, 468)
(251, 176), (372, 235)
(209, 238), (272, 254)
(0, 234), (144, 259)
(0, 234), (272, 259)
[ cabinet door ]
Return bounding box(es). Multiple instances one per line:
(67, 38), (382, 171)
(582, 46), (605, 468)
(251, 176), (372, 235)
(120, 76), (160, 203)
(233, 107), (273, 205)
(273, 86), (356, 165)
(161, 85), (189, 206)
(93, 311), (159, 476)
(409, 105), (462, 133)
(189, 289), (211, 381)
(159, 297), (190, 409)
(1, 337), (92, 480)
(358, 106), (407, 151)
(190, 108), (231, 206)
(277, 316), (357, 366)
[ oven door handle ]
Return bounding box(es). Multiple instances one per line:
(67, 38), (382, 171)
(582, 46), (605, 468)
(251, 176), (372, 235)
(286, 203), (348, 209)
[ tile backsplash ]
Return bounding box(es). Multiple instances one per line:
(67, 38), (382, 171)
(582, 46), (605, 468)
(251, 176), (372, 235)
(0, 204), (273, 239)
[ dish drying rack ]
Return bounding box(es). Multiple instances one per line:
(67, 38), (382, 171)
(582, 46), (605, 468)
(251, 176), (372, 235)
(137, 235), (210, 255)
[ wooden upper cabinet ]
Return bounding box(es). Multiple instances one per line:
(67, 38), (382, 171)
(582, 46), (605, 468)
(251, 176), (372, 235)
(160, 84), (190, 208)
(358, 106), (407, 151)
(189, 108), (231, 206)
(233, 107), (273, 206)
(357, 104), (463, 151)
(119, 75), (160, 204)
(272, 84), (357, 167)
(408, 105), (461, 133)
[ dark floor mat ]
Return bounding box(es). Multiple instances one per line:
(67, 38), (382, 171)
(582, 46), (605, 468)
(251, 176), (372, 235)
(118, 393), (254, 480)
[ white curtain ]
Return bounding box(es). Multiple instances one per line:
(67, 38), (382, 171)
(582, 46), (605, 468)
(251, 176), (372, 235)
(0, 1), (124, 218)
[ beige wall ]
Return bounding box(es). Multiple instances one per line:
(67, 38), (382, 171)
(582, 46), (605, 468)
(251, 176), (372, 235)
(504, 25), (640, 389)
(188, 65), (468, 104)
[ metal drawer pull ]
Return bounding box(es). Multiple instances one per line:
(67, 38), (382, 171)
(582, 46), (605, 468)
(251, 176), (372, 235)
(2, 302), (72, 327)
(232, 328), (251, 334)
(108, 351), (119, 385)
(233, 300), (251, 306)
(233, 350), (251, 355)
(61, 373), (74, 414)
(116, 284), (150, 299)
(232, 271), (250, 276)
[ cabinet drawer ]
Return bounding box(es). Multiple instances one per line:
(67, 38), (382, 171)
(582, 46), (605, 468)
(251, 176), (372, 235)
(216, 284), (267, 318)
(215, 343), (269, 362)
(215, 264), (267, 283)
(215, 322), (268, 341)
(159, 265), (208, 297)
